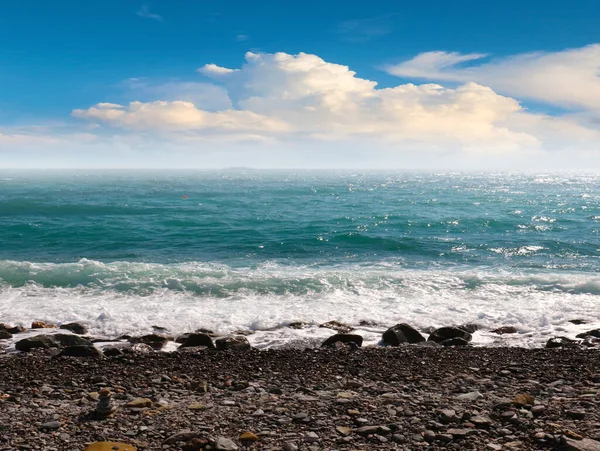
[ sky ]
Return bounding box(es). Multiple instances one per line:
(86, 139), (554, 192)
(1, 0), (600, 169)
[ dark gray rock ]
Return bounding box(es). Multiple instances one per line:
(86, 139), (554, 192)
(59, 322), (88, 334)
(546, 336), (578, 348)
(491, 326), (518, 334)
(428, 327), (472, 343)
(0, 329), (12, 339)
(179, 333), (215, 349)
(441, 337), (470, 346)
(457, 323), (479, 333)
(382, 323), (425, 345)
(319, 321), (354, 333)
(15, 334), (93, 352)
(129, 333), (169, 350)
(215, 335), (251, 351)
(58, 345), (103, 358)
(321, 333), (363, 348)
(576, 329), (600, 339)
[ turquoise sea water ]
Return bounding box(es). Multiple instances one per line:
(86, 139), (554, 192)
(0, 170), (599, 347)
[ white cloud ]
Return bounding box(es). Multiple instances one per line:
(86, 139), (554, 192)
(74, 51), (594, 153)
(385, 45), (600, 111)
(72, 100), (289, 133)
(4, 50), (600, 169)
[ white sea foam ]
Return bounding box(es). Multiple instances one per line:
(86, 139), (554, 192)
(0, 260), (599, 350)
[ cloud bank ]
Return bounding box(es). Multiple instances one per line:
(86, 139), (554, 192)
(2, 48), (600, 168)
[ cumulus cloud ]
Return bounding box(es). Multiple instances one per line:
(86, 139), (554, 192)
(71, 51), (600, 154)
(72, 100), (288, 133)
(385, 45), (600, 111)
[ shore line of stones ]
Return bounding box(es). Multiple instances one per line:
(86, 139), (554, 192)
(2, 319), (599, 357)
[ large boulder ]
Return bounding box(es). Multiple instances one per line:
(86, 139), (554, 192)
(382, 323), (425, 345)
(322, 333), (363, 348)
(59, 322), (88, 335)
(215, 335), (251, 351)
(15, 334), (93, 352)
(427, 326), (472, 344)
(179, 333), (215, 349)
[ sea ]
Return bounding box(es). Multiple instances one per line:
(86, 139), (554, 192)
(1, 170), (599, 349)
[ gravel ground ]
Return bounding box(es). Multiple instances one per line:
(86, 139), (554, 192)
(1, 346), (599, 450)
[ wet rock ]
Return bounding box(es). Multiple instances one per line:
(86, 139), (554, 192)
(441, 337), (470, 346)
(31, 321), (57, 329)
(59, 322), (88, 334)
(129, 334), (169, 350)
(546, 336), (578, 348)
(179, 333), (215, 349)
(288, 321), (309, 329)
(319, 320), (354, 333)
(15, 334), (93, 352)
(58, 345), (103, 358)
(215, 335), (251, 351)
(569, 319), (587, 325)
(457, 323), (479, 333)
(321, 333), (363, 348)
(428, 326), (472, 343)
(491, 326), (518, 334)
(0, 329), (12, 339)
(382, 323), (425, 345)
(576, 329), (600, 339)
(8, 325), (26, 334)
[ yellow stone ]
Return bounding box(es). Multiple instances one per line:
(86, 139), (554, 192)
(564, 430), (583, 440)
(240, 432), (259, 441)
(125, 398), (152, 408)
(84, 442), (137, 451)
(513, 394), (534, 406)
(188, 403), (205, 410)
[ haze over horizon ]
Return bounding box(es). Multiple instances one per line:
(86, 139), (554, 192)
(2, 0), (600, 170)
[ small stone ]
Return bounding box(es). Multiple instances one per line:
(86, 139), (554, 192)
(321, 333), (363, 348)
(59, 322), (88, 334)
(84, 443), (137, 451)
(32, 321), (57, 329)
(471, 416), (493, 428)
(303, 432), (319, 443)
(567, 410), (586, 420)
(187, 403), (205, 410)
(531, 405), (546, 416)
(336, 426), (352, 436)
(40, 420), (61, 430)
(447, 428), (471, 438)
(457, 390), (483, 401)
(491, 326), (518, 334)
(356, 425), (379, 436)
(125, 398), (152, 408)
(215, 335), (251, 351)
(239, 432), (259, 442)
(282, 443), (298, 451)
(563, 438), (600, 451)
(513, 393), (534, 406)
(214, 437), (239, 451)
(423, 430), (436, 442)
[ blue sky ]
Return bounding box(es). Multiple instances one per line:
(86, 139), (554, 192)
(1, 1), (600, 168)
